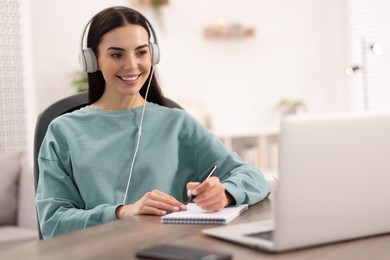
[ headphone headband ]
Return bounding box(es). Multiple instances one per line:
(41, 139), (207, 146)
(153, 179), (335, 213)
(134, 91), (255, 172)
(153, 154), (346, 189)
(79, 6), (160, 73)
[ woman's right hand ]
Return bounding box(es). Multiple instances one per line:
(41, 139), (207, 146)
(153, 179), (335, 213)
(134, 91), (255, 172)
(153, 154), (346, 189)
(115, 189), (187, 219)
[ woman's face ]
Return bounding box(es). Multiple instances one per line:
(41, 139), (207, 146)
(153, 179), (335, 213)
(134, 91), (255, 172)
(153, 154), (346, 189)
(97, 24), (152, 100)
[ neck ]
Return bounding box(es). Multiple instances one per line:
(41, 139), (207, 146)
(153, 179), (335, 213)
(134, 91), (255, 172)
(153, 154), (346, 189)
(91, 93), (146, 111)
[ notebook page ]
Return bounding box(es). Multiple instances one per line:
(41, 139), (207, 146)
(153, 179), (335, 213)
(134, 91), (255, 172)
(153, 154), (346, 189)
(161, 203), (248, 224)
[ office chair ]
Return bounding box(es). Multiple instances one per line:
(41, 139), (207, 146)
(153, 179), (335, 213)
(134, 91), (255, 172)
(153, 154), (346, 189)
(33, 91), (183, 239)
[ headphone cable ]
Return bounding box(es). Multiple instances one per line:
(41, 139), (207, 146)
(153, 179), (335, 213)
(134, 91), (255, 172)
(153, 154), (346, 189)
(122, 66), (154, 205)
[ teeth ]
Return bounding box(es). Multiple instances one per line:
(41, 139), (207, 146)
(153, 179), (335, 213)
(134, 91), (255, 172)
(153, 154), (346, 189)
(121, 76), (138, 81)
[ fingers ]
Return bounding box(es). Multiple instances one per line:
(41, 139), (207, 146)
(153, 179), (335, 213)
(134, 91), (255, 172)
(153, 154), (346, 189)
(140, 190), (186, 215)
(187, 177), (221, 198)
(186, 182), (200, 194)
(186, 182), (200, 200)
(131, 190), (187, 217)
(187, 177), (228, 211)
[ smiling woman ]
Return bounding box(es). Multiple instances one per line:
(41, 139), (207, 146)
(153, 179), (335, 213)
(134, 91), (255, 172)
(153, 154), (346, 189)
(81, 6), (163, 106)
(94, 24), (152, 110)
(35, 6), (271, 240)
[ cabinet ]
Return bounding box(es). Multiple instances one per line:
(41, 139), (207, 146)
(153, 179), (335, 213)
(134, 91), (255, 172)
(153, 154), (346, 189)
(215, 127), (279, 178)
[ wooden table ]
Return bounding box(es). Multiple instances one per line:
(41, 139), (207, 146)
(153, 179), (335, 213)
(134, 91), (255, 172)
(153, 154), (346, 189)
(1, 183), (390, 260)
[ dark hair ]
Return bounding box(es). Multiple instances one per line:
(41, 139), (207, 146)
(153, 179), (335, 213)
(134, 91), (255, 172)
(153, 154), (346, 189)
(86, 6), (168, 106)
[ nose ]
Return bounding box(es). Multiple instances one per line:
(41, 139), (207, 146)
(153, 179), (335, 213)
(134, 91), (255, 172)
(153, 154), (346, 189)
(123, 54), (138, 70)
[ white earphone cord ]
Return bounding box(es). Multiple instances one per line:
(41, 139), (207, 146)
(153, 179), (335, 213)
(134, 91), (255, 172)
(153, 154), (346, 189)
(122, 66), (155, 205)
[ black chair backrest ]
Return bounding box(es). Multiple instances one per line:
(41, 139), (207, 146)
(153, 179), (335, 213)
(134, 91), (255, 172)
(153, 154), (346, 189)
(33, 91), (182, 239)
(33, 92), (89, 192)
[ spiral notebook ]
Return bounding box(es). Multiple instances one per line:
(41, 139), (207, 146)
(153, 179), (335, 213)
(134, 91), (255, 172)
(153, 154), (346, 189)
(161, 203), (248, 224)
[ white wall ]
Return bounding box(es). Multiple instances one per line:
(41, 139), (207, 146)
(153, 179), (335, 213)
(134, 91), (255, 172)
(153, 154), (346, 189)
(29, 0), (348, 133)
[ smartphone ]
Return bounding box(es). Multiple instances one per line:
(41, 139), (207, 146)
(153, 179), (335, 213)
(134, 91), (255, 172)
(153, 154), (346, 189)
(136, 244), (232, 260)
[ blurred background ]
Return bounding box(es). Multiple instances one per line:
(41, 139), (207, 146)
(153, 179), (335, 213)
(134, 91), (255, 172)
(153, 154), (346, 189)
(1, 0), (389, 174)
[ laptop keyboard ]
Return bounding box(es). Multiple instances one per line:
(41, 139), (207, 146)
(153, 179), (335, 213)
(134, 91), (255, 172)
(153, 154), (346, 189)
(245, 230), (274, 241)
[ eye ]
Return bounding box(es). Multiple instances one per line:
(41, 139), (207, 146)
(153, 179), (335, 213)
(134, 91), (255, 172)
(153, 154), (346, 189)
(111, 53), (123, 59)
(136, 49), (148, 57)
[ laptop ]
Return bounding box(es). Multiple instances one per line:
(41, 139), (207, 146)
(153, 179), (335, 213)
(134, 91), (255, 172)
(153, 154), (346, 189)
(203, 112), (390, 252)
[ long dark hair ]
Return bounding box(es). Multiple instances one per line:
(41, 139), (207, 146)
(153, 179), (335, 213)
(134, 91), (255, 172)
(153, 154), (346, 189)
(86, 6), (168, 106)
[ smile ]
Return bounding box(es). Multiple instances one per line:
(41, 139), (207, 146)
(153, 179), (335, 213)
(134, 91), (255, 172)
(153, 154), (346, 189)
(119, 75), (139, 81)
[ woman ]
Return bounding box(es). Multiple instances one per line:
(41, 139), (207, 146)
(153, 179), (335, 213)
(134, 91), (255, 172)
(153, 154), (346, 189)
(36, 6), (271, 239)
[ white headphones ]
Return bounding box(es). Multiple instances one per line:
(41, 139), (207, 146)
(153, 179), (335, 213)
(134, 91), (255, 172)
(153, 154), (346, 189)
(79, 7), (160, 73)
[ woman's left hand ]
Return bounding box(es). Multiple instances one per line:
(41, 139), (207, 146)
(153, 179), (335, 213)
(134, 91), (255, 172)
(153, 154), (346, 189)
(186, 176), (234, 211)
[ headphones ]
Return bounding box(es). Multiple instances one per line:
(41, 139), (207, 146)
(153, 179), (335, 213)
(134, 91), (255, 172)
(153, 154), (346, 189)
(79, 6), (160, 73)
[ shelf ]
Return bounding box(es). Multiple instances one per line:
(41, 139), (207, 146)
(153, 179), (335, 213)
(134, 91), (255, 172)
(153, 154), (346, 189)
(214, 127), (279, 173)
(203, 18), (255, 39)
(204, 27), (255, 39)
(132, 0), (169, 5)
(215, 127), (279, 139)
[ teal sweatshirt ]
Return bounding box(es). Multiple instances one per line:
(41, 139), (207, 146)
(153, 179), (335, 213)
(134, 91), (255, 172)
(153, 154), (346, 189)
(36, 103), (271, 238)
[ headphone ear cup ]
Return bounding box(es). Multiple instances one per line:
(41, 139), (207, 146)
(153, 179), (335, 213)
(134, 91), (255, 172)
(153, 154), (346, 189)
(150, 43), (160, 65)
(79, 48), (98, 73)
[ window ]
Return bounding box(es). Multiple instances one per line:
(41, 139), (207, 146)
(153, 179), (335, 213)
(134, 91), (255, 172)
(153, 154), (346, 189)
(347, 0), (390, 111)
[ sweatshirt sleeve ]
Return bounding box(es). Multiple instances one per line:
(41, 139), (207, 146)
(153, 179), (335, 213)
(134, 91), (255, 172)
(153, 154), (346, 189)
(35, 122), (119, 239)
(218, 154), (271, 205)
(180, 113), (271, 205)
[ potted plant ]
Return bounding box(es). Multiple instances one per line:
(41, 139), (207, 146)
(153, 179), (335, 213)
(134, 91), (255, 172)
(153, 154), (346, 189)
(273, 98), (307, 115)
(70, 71), (88, 93)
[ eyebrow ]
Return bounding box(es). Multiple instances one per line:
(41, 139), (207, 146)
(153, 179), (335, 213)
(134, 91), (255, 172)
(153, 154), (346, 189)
(107, 44), (149, 51)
